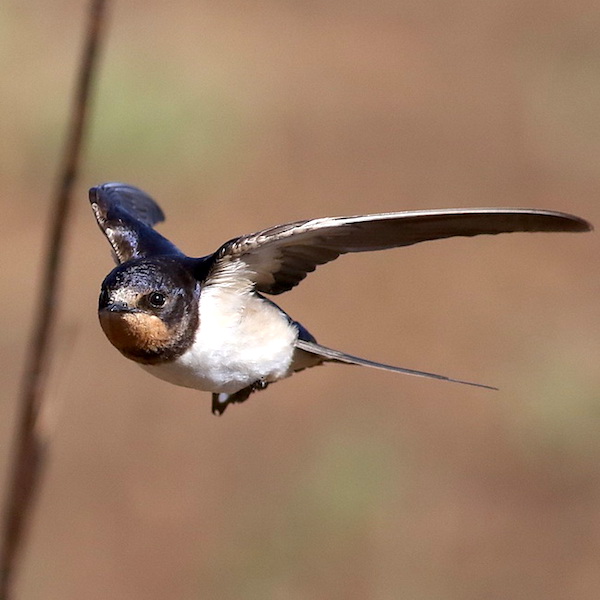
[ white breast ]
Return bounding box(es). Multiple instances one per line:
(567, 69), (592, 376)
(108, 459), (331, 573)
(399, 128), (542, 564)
(141, 286), (298, 394)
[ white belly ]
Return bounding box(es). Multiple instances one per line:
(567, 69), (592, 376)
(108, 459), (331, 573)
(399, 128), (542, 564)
(141, 287), (298, 394)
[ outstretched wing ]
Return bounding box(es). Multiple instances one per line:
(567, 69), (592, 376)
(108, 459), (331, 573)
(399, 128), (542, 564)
(207, 208), (591, 294)
(89, 182), (182, 264)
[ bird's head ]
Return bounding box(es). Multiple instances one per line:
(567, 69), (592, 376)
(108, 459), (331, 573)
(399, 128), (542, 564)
(98, 257), (200, 364)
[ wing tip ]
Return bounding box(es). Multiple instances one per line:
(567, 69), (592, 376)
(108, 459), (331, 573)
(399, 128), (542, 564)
(89, 182), (166, 226)
(542, 210), (593, 233)
(571, 215), (594, 233)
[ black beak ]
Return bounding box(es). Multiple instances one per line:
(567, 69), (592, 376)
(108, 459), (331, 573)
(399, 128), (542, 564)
(99, 300), (131, 313)
(105, 302), (129, 313)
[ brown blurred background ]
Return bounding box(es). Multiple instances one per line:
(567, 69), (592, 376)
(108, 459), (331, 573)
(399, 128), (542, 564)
(2, 1), (600, 598)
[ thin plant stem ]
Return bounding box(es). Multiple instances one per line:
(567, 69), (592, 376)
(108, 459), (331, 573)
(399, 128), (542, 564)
(0, 1), (109, 597)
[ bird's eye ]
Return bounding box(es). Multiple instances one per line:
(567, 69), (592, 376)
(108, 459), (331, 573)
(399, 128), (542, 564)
(147, 291), (166, 308)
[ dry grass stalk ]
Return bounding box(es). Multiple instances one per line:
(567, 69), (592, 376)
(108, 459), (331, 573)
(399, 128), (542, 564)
(0, 1), (109, 597)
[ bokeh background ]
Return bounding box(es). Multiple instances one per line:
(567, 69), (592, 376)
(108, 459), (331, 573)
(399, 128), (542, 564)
(2, 1), (600, 598)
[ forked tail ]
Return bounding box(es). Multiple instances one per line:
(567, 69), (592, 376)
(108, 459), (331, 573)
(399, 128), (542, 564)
(294, 339), (498, 391)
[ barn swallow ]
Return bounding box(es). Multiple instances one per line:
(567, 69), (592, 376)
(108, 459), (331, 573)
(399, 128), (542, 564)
(89, 182), (591, 415)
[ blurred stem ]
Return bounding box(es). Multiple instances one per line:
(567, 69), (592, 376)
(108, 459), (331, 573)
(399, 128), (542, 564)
(0, 1), (109, 597)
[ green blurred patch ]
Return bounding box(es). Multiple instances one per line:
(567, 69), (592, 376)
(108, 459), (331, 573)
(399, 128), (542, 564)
(204, 423), (409, 598)
(512, 341), (600, 462)
(294, 429), (401, 524)
(89, 56), (247, 177)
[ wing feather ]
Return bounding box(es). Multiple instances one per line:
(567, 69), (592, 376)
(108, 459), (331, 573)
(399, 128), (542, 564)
(208, 209), (591, 294)
(89, 182), (181, 263)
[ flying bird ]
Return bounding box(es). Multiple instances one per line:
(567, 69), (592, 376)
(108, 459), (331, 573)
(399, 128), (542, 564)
(90, 183), (591, 414)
